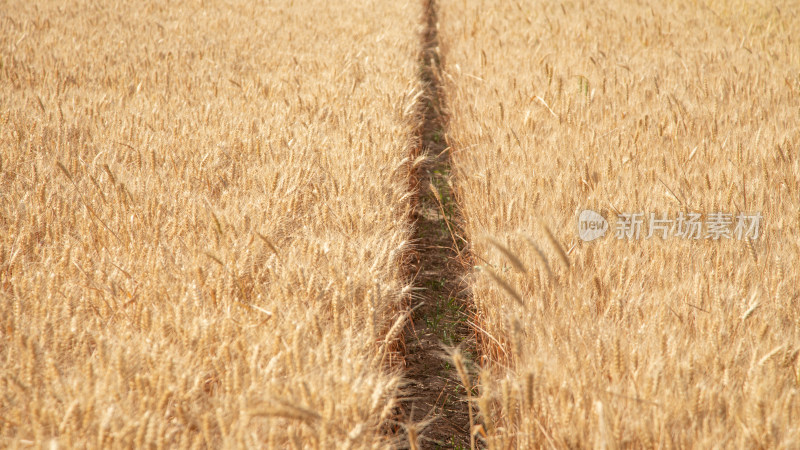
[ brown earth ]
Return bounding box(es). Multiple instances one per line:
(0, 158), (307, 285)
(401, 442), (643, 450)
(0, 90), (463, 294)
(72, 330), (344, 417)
(397, 1), (479, 448)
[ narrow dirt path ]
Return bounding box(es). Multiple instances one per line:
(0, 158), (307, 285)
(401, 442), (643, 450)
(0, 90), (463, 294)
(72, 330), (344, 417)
(400, 1), (477, 448)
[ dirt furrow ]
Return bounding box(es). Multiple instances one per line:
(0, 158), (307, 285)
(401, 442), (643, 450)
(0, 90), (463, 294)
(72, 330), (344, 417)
(399, 1), (478, 448)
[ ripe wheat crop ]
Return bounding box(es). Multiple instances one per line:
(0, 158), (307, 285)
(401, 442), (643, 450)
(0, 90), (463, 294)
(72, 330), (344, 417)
(0, 0), (422, 447)
(440, 0), (800, 447)
(3, 0), (799, 447)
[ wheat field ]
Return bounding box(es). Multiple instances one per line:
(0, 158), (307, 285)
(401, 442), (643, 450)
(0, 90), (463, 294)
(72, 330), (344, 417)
(1, 0), (422, 447)
(3, 0), (799, 448)
(440, 0), (800, 447)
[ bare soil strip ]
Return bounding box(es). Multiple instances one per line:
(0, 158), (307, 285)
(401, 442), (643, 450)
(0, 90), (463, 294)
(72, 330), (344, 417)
(399, 1), (477, 448)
